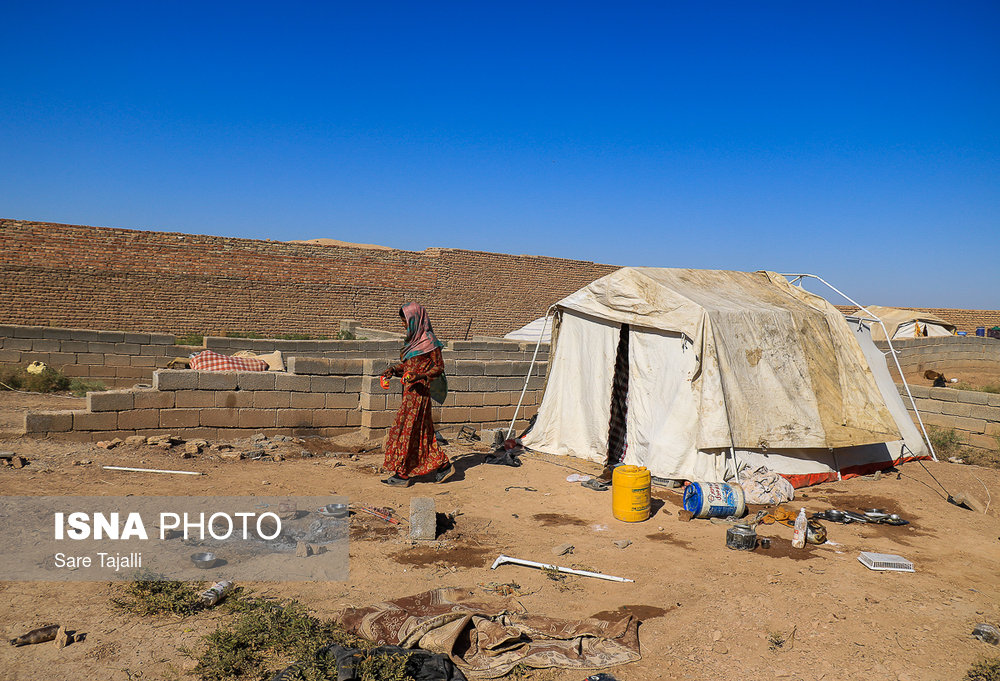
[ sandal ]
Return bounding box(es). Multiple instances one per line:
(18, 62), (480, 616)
(433, 463), (454, 483)
(381, 474), (411, 487)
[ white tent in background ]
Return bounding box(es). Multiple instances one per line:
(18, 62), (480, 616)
(504, 317), (553, 343)
(522, 268), (929, 487)
(857, 305), (956, 341)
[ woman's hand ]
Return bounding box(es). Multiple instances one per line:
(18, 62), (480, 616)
(404, 372), (426, 384)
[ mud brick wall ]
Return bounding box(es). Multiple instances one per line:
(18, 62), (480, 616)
(875, 337), (1000, 376)
(20, 356), (548, 441)
(897, 385), (1000, 452)
(1, 219), (618, 339)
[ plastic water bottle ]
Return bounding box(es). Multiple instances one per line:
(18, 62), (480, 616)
(199, 580), (233, 607)
(792, 508), (807, 549)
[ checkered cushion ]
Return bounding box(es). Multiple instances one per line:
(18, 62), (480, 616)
(189, 350), (269, 372)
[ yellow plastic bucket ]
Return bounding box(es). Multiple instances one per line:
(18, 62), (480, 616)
(612, 465), (651, 522)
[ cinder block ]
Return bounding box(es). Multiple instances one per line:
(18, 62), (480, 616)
(361, 393), (387, 411)
(344, 376), (363, 392)
(274, 373), (312, 391)
(327, 358), (365, 375)
(124, 333), (151, 344)
(288, 357), (330, 375)
(278, 410), (313, 428)
(31, 339), (61, 352)
(311, 376), (346, 393)
(989, 394), (1000, 408)
(131, 355), (157, 367)
(410, 498), (436, 541)
(87, 390), (134, 412)
(20, 352), (52, 365)
(454, 392), (484, 407)
(95, 331), (125, 342)
(216, 391), (253, 409)
(148, 333), (174, 345)
(970, 405), (1000, 421)
(198, 371), (238, 390)
(133, 389), (174, 409)
(238, 409), (276, 428)
(61, 364), (90, 377)
(200, 408), (240, 428)
(0, 349), (21, 363)
(160, 409), (201, 429)
(290, 392), (325, 409)
(438, 407), (472, 424)
(175, 390), (218, 408)
(325, 393), (358, 409)
(940, 402), (972, 417)
(468, 377), (498, 392)
(114, 343), (141, 355)
(139, 345), (168, 356)
(969, 433), (999, 450)
(253, 391), (290, 409)
(237, 372), (276, 391)
(24, 410), (75, 433)
(453, 361), (485, 376)
(48, 352), (77, 366)
(13, 326), (46, 339)
(117, 409), (160, 430)
(927, 387), (959, 402)
(3, 339), (32, 351)
(153, 370), (200, 391)
(104, 354), (131, 367)
(470, 406), (499, 422)
(87, 342), (117, 354)
(484, 391), (514, 406)
(74, 411), (118, 431)
(360, 411), (394, 429)
(985, 422), (1000, 437)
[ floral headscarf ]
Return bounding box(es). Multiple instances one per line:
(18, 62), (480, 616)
(400, 303), (444, 360)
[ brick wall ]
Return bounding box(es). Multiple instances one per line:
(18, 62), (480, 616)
(898, 384), (1000, 453)
(20, 356), (546, 441)
(1, 219), (618, 338)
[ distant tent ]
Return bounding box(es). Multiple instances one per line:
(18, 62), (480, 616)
(856, 306), (956, 341)
(504, 317), (553, 343)
(523, 268), (929, 487)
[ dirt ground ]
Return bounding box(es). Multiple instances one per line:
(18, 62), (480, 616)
(0, 393), (999, 681)
(901, 367), (1000, 391)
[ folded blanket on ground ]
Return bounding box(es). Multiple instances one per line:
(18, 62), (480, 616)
(336, 588), (640, 678)
(189, 350), (269, 372)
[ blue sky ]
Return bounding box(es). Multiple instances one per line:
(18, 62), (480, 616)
(2, 1), (997, 308)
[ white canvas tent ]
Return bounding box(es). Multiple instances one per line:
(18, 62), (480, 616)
(522, 268), (930, 487)
(857, 305), (956, 341)
(504, 317), (553, 343)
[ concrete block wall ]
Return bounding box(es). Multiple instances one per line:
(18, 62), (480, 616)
(0, 324), (193, 387)
(20, 356), (548, 441)
(876, 337), (1000, 376)
(898, 384), (1000, 452)
(1, 323), (549, 388)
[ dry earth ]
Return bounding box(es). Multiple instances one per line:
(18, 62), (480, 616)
(0, 393), (998, 681)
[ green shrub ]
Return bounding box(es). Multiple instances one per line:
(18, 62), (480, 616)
(0, 365), (70, 393)
(111, 576), (203, 616)
(69, 378), (107, 397)
(175, 333), (205, 346)
(927, 426), (962, 458)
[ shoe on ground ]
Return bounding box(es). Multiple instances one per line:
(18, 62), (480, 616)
(381, 474), (411, 487)
(433, 463), (454, 483)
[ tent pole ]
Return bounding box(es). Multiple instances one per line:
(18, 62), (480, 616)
(779, 273), (938, 463)
(507, 305), (557, 440)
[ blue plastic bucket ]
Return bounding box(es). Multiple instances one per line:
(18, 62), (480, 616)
(683, 482), (746, 519)
(976, 327), (986, 337)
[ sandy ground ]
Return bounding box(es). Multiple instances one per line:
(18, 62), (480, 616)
(0, 393), (998, 681)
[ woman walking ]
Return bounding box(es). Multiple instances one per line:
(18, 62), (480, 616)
(380, 303), (453, 487)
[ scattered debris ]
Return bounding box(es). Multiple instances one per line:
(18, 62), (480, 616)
(858, 552), (915, 573)
(250, 433), (267, 443)
(97, 438), (123, 450)
(972, 623), (999, 646)
(1, 453), (27, 468)
(9, 625), (60, 647)
(124, 435), (146, 446)
(678, 510), (694, 522)
(490, 554), (634, 583)
(552, 543), (575, 556)
(199, 580), (234, 607)
(356, 505), (399, 525)
(949, 491), (987, 514)
(478, 581), (528, 597)
(613, 539), (632, 549)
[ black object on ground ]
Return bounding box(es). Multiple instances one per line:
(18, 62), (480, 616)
(271, 643), (468, 681)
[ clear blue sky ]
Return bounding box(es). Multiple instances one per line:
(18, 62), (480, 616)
(2, 1), (997, 308)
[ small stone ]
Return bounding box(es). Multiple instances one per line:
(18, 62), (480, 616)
(220, 451), (245, 460)
(261, 480), (270, 485)
(73, 459), (92, 466)
(179, 451), (194, 459)
(552, 543), (575, 556)
(273, 435), (290, 442)
(157, 442), (173, 450)
(712, 642), (728, 655)
(350, 454), (359, 461)
(678, 510), (694, 522)
(613, 539), (632, 549)
(54, 625), (70, 649)
(712, 630), (723, 641)
(272, 454), (284, 462)
(146, 436), (159, 445)
(658, 526), (664, 531)
(184, 442), (201, 455)
(11, 456), (25, 469)
(251, 433), (267, 443)
(307, 543), (327, 555)
(125, 435), (146, 446)
(295, 541), (311, 557)
(331, 461), (344, 468)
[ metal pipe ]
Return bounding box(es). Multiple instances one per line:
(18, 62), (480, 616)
(490, 553), (634, 583)
(506, 305), (557, 439)
(103, 465), (202, 475)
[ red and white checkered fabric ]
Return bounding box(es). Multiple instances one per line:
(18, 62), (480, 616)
(189, 350), (269, 372)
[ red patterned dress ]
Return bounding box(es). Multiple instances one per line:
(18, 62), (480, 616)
(382, 348), (449, 478)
